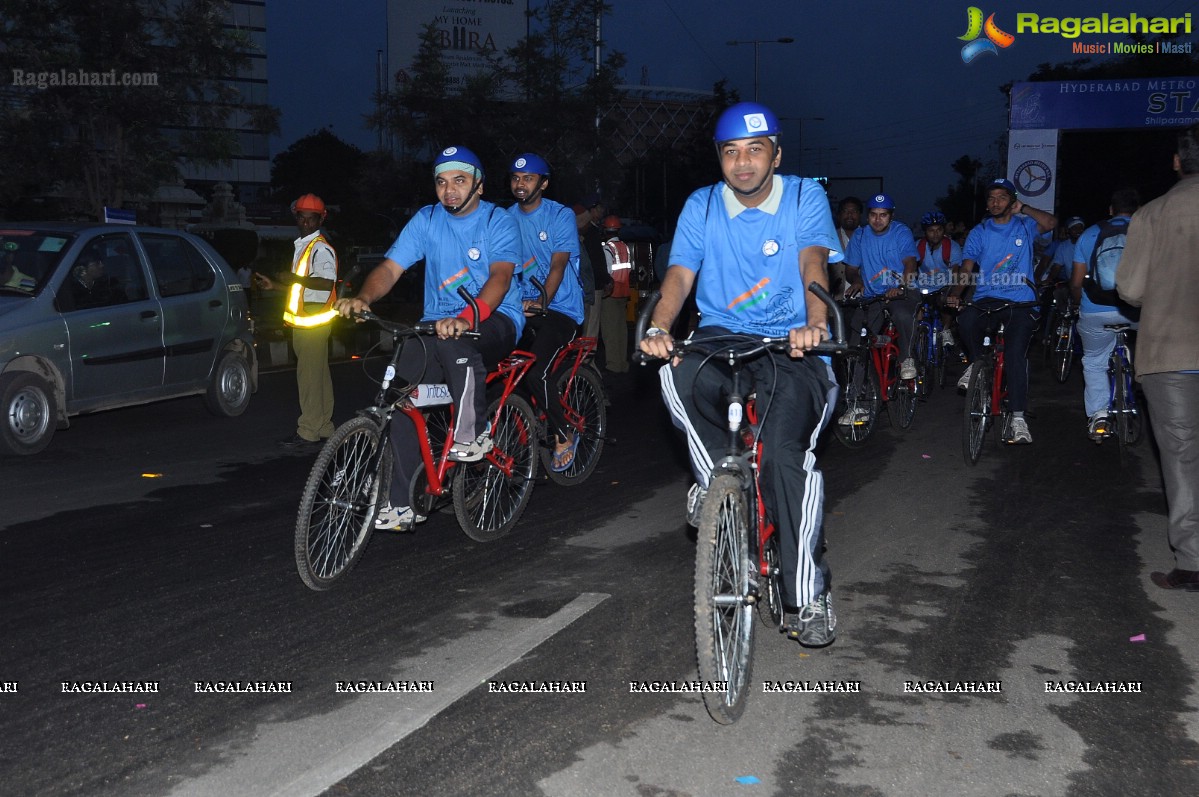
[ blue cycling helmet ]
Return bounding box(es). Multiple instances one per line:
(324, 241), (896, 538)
(867, 193), (895, 210)
(921, 211), (947, 227)
(713, 102), (781, 143)
(510, 153), (550, 176)
(433, 145), (484, 179)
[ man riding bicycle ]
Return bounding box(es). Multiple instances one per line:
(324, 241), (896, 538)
(638, 102), (842, 647)
(947, 178), (1056, 444)
(336, 145), (526, 529)
(506, 152), (587, 471)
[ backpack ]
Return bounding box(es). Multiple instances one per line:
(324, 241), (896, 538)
(916, 237), (952, 267)
(1083, 218), (1125, 306)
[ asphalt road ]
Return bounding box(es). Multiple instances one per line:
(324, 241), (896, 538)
(1, 352), (1197, 797)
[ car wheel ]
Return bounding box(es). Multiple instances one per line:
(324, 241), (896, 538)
(0, 372), (57, 456)
(205, 350), (251, 417)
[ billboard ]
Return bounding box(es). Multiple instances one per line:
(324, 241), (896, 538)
(387, 0), (526, 94)
(1010, 76), (1199, 130)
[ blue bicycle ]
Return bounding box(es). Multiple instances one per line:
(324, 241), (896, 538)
(913, 287), (951, 397)
(1097, 323), (1142, 463)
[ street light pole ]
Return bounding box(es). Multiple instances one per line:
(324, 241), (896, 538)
(779, 116), (824, 173)
(727, 38), (794, 102)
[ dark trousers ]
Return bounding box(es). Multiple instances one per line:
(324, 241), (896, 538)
(958, 299), (1039, 412)
(516, 309), (580, 442)
(659, 326), (837, 607)
(846, 296), (918, 361)
(1142, 372), (1199, 571)
(388, 314), (515, 507)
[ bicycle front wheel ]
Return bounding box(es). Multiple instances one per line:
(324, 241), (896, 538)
(913, 324), (932, 399)
(962, 359), (992, 465)
(694, 474), (755, 725)
(539, 364), (607, 486)
(294, 416), (390, 591)
(833, 352), (881, 448)
(453, 394), (539, 542)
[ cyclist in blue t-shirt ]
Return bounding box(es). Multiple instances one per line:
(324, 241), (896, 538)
(507, 152), (587, 471)
(1070, 189), (1140, 440)
(915, 211), (962, 348)
(638, 102), (842, 647)
(947, 178), (1056, 444)
(840, 193), (920, 425)
(338, 145), (525, 530)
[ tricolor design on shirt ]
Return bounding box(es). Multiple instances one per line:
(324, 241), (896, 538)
(728, 277), (771, 313)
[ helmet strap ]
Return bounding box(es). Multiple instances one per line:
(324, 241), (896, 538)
(444, 175), (483, 215)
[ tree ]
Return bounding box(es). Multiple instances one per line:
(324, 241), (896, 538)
(0, 0), (279, 220)
(937, 154), (985, 225)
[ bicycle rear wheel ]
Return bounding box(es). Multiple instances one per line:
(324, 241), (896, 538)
(294, 416), (390, 591)
(756, 534), (783, 630)
(962, 359), (992, 465)
(539, 365), (607, 486)
(453, 394), (539, 542)
(694, 474), (755, 725)
(1112, 357), (1143, 459)
(1053, 324), (1075, 383)
(833, 352), (881, 448)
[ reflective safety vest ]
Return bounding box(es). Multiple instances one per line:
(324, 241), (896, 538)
(283, 234), (338, 328)
(603, 238), (632, 299)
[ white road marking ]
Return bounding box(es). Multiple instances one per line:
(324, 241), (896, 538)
(168, 592), (610, 797)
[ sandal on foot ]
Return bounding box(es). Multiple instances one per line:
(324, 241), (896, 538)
(550, 433), (579, 473)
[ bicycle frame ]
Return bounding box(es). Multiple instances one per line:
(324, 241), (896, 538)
(546, 336), (599, 431)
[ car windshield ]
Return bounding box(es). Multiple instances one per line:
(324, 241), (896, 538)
(0, 230), (74, 296)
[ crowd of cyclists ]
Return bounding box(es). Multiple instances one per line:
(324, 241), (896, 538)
(304, 100), (1144, 652)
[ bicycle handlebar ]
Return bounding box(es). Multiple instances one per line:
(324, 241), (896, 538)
(355, 311), (480, 339)
(632, 281), (848, 365)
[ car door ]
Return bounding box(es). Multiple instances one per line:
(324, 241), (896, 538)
(55, 232), (165, 410)
(137, 232), (225, 390)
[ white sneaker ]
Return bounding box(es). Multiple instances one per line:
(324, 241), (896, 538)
(375, 504), (427, 530)
(900, 357), (917, 380)
(1088, 412), (1109, 442)
(957, 363), (974, 390)
(1006, 416), (1033, 444)
(941, 329), (956, 347)
(838, 407), (870, 426)
(448, 423), (494, 462)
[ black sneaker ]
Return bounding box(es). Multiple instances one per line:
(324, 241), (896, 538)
(785, 593), (836, 647)
(279, 433), (320, 449)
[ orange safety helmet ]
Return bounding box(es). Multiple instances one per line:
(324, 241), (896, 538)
(602, 214), (622, 231)
(291, 193), (327, 220)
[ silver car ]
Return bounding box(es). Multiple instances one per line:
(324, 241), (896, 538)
(0, 224), (257, 455)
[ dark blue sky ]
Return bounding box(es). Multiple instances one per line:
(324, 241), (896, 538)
(267, 0), (1199, 224)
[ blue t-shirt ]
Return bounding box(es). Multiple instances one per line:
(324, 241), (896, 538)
(962, 214), (1040, 302)
(669, 175), (842, 338)
(845, 221), (919, 297)
(508, 198), (584, 324)
(1073, 216), (1135, 316)
(915, 237), (962, 290)
(385, 200), (525, 337)
(1050, 239), (1076, 281)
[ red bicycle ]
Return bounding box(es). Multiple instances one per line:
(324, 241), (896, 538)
(634, 282), (847, 723)
(294, 308), (540, 591)
(523, 278), (608, 486)
(961, 300), (1039, 464)
(833, 294), (917, 447)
